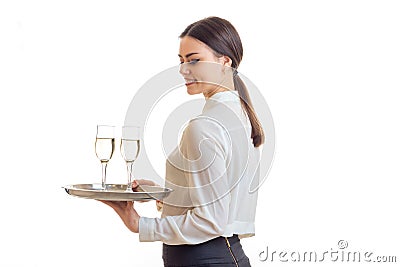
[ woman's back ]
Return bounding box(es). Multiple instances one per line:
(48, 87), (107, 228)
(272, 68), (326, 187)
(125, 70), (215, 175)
(162, 90), (260, 244)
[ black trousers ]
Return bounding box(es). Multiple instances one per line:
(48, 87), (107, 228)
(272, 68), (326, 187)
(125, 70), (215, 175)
(162, 235), (251, 267)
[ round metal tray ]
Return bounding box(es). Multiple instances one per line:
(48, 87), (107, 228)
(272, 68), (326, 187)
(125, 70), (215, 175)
(63, 183), (172, 201)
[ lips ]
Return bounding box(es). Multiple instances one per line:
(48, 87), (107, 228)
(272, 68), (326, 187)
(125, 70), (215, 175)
(185, 78), (197, 86)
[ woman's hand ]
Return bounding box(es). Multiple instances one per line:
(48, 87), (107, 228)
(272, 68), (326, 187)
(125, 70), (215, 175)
(98, 179), (163, 232)
(132, 179), (163, 212)
(131, 179), (158, 189)
(98, 200), (140, 233)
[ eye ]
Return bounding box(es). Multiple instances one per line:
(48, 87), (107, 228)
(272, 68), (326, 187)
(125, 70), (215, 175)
(189, 59), (200, 65)
(179, 59), (200, 65)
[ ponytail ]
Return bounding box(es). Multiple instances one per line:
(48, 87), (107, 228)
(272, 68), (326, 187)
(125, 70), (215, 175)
(233, 73), (265, 147)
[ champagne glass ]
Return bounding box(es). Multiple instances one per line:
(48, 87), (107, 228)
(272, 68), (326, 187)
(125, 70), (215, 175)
(95, 125), (115, 190)
(120, 126), (140, 192)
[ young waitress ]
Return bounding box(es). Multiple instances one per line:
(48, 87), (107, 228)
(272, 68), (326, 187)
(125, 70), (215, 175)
(100, 16), (265, 266)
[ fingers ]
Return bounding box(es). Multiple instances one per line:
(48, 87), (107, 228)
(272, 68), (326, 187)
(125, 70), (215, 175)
(97, 200), (128, 212)
(97, 199), (114, 207)
(133, 179), (158, 187)
(99, 200), (119, 210)
(132, 179), (159, 192)
(131, 180), (139, 190)
(156, 200), (163, 212)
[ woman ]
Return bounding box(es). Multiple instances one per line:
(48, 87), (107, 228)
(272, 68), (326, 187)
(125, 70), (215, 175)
(100, 16), (265, 266)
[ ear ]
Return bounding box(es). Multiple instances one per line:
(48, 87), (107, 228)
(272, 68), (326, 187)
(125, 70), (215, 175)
(222, 55), (232, 67)
(218, 55), (232, 67)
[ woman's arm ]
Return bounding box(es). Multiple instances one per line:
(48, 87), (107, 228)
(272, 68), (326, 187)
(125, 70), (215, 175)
(100, 118), (231, 244)
(139, 118), (232, 244)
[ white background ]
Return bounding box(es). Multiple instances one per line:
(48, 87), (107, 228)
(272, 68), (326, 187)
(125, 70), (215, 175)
(1, 0), (399, 266)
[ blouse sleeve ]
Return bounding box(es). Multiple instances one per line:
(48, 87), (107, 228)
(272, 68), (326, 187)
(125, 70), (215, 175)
(138, 117), (232, 245)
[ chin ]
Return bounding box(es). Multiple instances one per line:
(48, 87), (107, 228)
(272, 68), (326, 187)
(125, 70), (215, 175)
(186, 86), (202, 95)
(187, 90), (198, 95)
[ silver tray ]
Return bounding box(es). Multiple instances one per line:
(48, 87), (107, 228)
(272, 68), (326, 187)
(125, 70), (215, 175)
(63, 183), (172, 201)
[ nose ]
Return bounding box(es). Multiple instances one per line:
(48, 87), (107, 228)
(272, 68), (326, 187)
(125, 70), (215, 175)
(179, 62), (191, 76)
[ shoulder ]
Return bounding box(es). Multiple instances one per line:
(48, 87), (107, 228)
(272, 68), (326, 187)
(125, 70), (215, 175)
(185, 115), (229, 140)
(181, 115), (231, 156)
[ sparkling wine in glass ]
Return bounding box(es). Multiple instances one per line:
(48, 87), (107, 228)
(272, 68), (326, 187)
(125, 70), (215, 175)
(95, 125), (115, 189)
(120, 126), (140, 192)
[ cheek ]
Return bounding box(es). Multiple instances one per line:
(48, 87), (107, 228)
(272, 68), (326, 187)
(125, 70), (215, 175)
(195, 64), (222, 83)
(190, 63), (210, 80)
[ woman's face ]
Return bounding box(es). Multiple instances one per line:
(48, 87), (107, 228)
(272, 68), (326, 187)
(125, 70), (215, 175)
(178, 36), (232, 97)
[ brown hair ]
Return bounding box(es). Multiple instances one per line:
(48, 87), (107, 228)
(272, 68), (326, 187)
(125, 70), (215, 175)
(180, 16), (265, 147)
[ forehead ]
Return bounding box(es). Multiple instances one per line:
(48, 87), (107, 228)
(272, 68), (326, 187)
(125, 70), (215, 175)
(179, 36), (214, 56)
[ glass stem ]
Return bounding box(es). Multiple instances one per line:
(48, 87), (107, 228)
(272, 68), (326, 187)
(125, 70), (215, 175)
(101, 161), (108, 190)
(126, 162), (134, 192)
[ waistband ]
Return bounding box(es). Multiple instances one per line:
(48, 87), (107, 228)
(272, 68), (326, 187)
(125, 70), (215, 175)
(163, 234), (239, 247)
(162, 234), (249, 266)
(224, 234), (240, 245)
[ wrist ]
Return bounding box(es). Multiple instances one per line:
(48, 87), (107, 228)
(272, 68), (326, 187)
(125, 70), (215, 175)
(131, 216), (140, 233)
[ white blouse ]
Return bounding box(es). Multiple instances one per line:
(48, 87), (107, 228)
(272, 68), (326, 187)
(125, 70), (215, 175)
(139, 90), (261, 245)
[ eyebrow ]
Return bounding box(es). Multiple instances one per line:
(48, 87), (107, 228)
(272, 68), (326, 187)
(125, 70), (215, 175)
(178, 52), (199, 58)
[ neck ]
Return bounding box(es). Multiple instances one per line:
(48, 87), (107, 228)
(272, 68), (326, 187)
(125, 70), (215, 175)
(203, 76), (235, 99)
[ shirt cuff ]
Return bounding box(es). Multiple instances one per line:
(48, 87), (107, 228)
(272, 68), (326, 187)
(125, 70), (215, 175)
(138, 217), (156, 242)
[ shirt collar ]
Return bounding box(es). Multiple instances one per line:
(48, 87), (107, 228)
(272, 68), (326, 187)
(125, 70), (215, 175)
(203, 90), (240, 113)
(207, 90), (240, 102)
